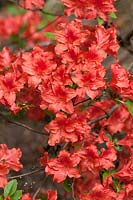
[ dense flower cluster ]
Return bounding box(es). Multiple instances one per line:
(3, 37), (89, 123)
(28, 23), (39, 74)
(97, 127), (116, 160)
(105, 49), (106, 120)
(20, 0), (45, 9)
(0, 144), (22, 188)
(62, 0), (116, 20)
(0, 0), (132, 199)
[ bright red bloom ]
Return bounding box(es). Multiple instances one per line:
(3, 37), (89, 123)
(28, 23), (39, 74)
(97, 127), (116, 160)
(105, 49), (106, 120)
(0, 48), (15, 71)
(119, 76), (133, 100)
(0, 16), (22, 40)
(104, 105), (129, 134)
(0, 144), (23, 188)
(21, 46), (56, 87)
(0, 71), (25, 113)
(51, 64), (72, 86)
(62, 0), (116, 20)
(115, 156), (133, 182)
(0, 0), (132, 198)
(21, 193), (32, 200)
(78, 142), (117, 173)
(45, 111), (90, 146)
(109, 64), (130, 89)
(45, 150), (81, 182)
(72, 64), (105, 99)
(118, 116), (133, 148)
(47, 190), (57, 200)
(40, 82), (76, 114)
(74, 171), (100, 199)
(83, 45), (107, 64)
(55, 20), (85, 49)
(94, 25), (119, 56)
(20, 0), (45, 9)
(79, 183), (116, 200)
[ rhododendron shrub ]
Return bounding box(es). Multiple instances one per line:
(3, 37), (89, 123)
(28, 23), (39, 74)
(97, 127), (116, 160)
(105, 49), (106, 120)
(0, 0), (132, 199)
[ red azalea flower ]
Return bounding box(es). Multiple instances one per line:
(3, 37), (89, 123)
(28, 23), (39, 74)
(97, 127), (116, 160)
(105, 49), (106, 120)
(0, 144), (23, 188)
(40, 82), (76, 114)
(47, 190), (57, 200)
(45, 150), (81, 182)
(62, 0), (116, 20)
(21, 193), (32, 200)
(20, 0), (45, 9)
(45, 111), (90, 146)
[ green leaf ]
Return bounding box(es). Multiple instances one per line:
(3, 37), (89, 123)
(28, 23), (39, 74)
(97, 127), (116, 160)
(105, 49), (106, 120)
(7, 5), (25, 16)
(44, 32), (55, 40)
(74, 145), (82, 149)
(0, 195), (3, 200)
(125, 99), (133, 116)
(97, 17), (104, 25)
(63, 177), (72, 192)
(4, 179), (17, 197)
(114, 145), (123, 152)
(37, 13), (54, 30)
(112, 177), (124, 193)
(103, 171), (109, 179)
(11, 190), (22, 200)
(7, 109), (25, 121)
(106, 133), (112, 141)
(44, 108), (55, 122)
(9, 34), (26, 48)
(109, 12), (117, 19)
(65, 83), (78, 89)
(100, 168), (116, 180)
(39, 194), (47, 200)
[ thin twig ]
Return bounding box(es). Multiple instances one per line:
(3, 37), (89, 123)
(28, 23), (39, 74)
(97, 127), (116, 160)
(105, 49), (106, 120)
(8, 168), (43, 179)
(72, 178), (76, 200)
(89, 104), (110, 117)
(32, 176), (47, 200)
(74, 97), (109, 117)
(73, 98), (91, 106)
(0, 111), (49, 136)
(88, 104), (119, 125)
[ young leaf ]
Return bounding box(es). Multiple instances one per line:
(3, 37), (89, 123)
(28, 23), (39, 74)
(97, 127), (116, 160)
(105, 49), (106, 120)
(45, 32), (55, 40)
(125, 99), (133, 116)
(102, 170), (110, 179)
(11, 190), (22, 200)
(114, 144), (123, 152)
(97, 17), (104, 25)
(63, 177), (72, 192)
(109, 12), (117, 19)
(112, 177), (123, 193)
(4, 179), (17, 197)
(7, 4), (25, 16)
(39, 194), (47, 200)
(0, 195), (3, 200)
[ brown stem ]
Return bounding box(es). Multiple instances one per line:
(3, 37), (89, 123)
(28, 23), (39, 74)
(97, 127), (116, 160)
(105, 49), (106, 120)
(0, 111), (49, 136)
(32, 176), (47, 200)
(73, 98), (91, 106)
(72, 178), (76, 200)
(8, 168), (43, 179)
(88, 104), (119, 125)
(73, 97), (109, 117)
